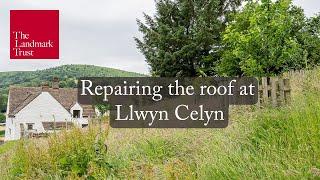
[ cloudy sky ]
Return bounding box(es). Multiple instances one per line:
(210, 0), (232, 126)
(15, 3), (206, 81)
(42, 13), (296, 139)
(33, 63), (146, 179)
(0, 0), (319, 74)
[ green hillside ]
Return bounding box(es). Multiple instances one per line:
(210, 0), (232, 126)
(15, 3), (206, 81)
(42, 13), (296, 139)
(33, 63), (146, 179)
(0, 64), (145, 112)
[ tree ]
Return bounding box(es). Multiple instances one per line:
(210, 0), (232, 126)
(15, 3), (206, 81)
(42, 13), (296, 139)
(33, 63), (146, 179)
(95, 104), (111, 117)
(135, 0), (242, 77)
(297, 14), (320, 68)
(0, 95), (3, 112)
(0, 94), (7, 113)
(218, 0), (314, 77)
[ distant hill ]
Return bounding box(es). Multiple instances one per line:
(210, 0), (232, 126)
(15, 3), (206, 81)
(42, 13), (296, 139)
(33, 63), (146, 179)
(0, 64), (146, 112)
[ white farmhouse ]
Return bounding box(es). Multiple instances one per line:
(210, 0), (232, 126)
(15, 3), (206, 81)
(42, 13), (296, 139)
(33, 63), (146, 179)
(4, 78), (96, 141)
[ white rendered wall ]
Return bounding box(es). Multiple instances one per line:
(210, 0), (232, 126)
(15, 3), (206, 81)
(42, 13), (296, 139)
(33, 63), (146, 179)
(5, 92), (72, 140)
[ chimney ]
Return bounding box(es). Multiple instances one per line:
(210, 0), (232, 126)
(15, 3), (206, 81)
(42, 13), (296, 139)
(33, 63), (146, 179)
(41, 82), (50, 91)
(52, 77), (59, 89)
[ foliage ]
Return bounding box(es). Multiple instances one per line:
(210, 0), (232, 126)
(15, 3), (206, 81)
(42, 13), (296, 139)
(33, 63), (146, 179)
(218, 0), (320, 76)
(0, 94), (6, 113)
(95, 104), (111, 117)
(0, 130), (4, 137)
(135, 0), (242, 77)
(297, 14), (320, 68)
(0, 113), (5, 123)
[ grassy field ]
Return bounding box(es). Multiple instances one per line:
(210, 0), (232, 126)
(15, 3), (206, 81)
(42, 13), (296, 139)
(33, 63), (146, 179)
(0, 69), (319, 179)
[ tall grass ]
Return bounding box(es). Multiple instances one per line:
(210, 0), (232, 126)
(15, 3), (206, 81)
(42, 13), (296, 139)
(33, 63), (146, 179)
(196, 92), (320, 179)
(100, 91), (319, 179)
(3, 124), (112, 179)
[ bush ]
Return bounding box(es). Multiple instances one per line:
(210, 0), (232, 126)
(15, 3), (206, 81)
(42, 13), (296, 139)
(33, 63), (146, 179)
(0, 113), (5, 123)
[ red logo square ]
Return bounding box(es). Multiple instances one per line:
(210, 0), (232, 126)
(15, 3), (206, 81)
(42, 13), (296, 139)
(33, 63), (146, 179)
(10, 10), (59, 59)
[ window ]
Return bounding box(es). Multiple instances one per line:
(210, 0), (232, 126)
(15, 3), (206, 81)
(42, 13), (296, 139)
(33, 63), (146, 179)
(73, 110), (81, 118)
(27, 123), (34, 130)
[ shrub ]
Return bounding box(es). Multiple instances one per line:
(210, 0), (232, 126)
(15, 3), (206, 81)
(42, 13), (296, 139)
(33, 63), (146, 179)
(0, 113), (5, 123)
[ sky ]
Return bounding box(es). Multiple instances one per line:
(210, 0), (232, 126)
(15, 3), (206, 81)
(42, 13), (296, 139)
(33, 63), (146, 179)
(0, 0), (319, 74)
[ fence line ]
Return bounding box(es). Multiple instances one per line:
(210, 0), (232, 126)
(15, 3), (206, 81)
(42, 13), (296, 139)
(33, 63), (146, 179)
(258, 76), (291, 107)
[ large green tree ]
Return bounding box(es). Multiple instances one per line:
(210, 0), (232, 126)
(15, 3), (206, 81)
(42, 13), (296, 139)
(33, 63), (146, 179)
(218, 0), (320, 77)
(298, 14), (320, 68)
(135, 0), (242, 77)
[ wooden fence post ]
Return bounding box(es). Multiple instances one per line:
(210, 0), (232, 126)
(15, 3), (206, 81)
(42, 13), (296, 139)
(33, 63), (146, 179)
(270, 77), (278, 107)
(262, 77), (268, 105)
(278, 78), (285, 106)
(258, 76), (291, 107)
(283, 78), (291, 104)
